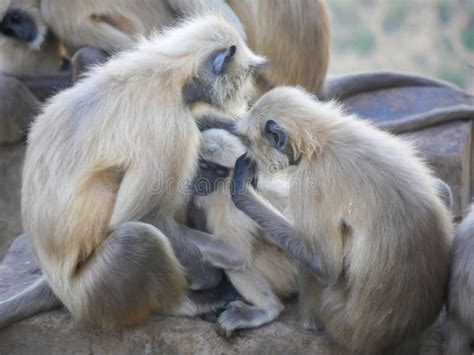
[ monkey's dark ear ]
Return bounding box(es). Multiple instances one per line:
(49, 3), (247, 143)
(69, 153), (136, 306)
(211, 45), (237, 75)
(265, 120), (288, 151)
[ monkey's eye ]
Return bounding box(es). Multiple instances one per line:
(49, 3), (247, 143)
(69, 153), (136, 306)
(10, 14), (21, 24)
(270, 132), (279, 145)
(198, 159), (210, 170)
(214, 167), (229, 177)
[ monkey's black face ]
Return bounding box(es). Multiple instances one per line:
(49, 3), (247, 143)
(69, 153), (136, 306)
(183, 44), (263, 113)
(0, 8), (38, 43)
(264, 120), (300, 165)
(192, 158), (230, 196)
(183, 45), (238, 106)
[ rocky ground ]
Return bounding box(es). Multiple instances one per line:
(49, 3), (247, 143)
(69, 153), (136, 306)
(0, 235), (446, 354)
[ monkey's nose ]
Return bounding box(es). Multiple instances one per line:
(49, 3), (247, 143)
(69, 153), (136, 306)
(0, 8), (38, 43)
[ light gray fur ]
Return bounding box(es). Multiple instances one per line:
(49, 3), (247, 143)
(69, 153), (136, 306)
(445, 206), (474, 355)
(232, 87), (453, 353)
(0, 277), (61, 328)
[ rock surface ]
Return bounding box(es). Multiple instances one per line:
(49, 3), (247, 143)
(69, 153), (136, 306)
(0, 235), (445, 354)
(0, 144), (24, 260)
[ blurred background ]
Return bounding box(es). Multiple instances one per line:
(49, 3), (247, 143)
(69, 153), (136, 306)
(328, 0), (474, 94)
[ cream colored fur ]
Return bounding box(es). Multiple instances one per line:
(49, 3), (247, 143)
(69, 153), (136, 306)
(237, 86), (454, 353)
(21, 15), (261, 328)
(0, 0), (62, 75)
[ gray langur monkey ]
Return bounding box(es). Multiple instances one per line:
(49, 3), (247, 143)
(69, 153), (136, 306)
(445, 205), (474, 355)
(39, 0), (330, 96)
(229, 87), (453, 353)
(0, 0), (64, 144)
(0, 0), (63, 76)
(189, 129), (298, 337)
(8, 15), (268, 330)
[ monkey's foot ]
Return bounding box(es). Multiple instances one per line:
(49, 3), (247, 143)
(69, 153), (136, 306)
(303, 318), (325, 333)
(217, 300), (280, 338)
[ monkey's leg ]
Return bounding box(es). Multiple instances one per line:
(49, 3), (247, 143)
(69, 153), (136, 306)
(217, 269), (283, 337)
(0, 277), (61, 329)
(61, 221), (187, 328)
(168, 276), (239, 318)
(71, 47), (108, 81)
(298, 268), (325, 333)
(146, 214), (224, 290)
(157, 216), (245, 273)
(0, 74), (40, 144)
(445, 318), (472, 355)
(231, 155), (324, 281)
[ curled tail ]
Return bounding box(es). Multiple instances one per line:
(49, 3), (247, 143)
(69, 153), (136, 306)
(0, 277), (61, 329)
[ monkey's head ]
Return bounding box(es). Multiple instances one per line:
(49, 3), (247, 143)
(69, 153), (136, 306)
(0, 0), (47, 49)
(193, 128), (246, 196)
(157, 15), (268, 116)
(236, 86), (329, 175)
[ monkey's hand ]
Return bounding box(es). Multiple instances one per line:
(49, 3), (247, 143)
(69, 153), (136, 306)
(231, 154), (258, 196)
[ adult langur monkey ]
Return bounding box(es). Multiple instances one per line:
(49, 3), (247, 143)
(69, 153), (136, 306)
(229, 87), (453, 353)
(0, 15), (269, 330)
(445, 205), (474, 355)
(0, 0), (65, 144)
(40, 0), (330, 96)
(189, 129), (297, 336)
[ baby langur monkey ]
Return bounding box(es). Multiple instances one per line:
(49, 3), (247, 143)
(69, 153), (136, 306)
(6, 15), (268, 330)
(190, 129), (298, 337)
(230, 87), (453, 353)
(445, 205), (474, 355)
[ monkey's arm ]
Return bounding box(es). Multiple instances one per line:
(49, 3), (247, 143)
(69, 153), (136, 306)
(230, 155), (325, 281)
(156, 216), (245, 272)
(167, 0), (246, 40)
(196, 111), (237, 133)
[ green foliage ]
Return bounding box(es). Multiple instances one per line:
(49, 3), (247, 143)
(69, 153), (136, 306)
(327, 0), (358, 26)
(383, 0), (409, 32)
(462, 4), (474, 51)
(437, 64), (467, 89)
(438, 0), (453, 24)
(351, 25), (376, 54)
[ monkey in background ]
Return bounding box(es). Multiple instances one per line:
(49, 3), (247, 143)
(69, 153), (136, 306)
(0, 0), (65, 144)
(0, 0), (63, 76)
(445, 206), (474, 355)
(229, 87), (453, 353)
(39, 0), (330, 96)
(0, 15), (269, 330)
(189, 128), (297, 337)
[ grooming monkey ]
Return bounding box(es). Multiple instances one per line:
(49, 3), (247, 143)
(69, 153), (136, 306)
(189, 129), (297, 336)
(40, 0), (330, 95)
(8, 15), (268, 330)
(230, 87), (453, 353)
(445, 205), (474, 355)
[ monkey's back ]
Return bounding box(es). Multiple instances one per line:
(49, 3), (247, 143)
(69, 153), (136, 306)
(228, 0), (330, 95)
(21, 56), (200, 284)
(447, 206), (474, 336)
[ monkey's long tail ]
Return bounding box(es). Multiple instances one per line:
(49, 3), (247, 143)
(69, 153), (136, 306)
(322, 71), (457, 100)
(0, 277), (61, 329)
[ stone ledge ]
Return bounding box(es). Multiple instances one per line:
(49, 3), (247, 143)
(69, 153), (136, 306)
(0, 236), (445, 354)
